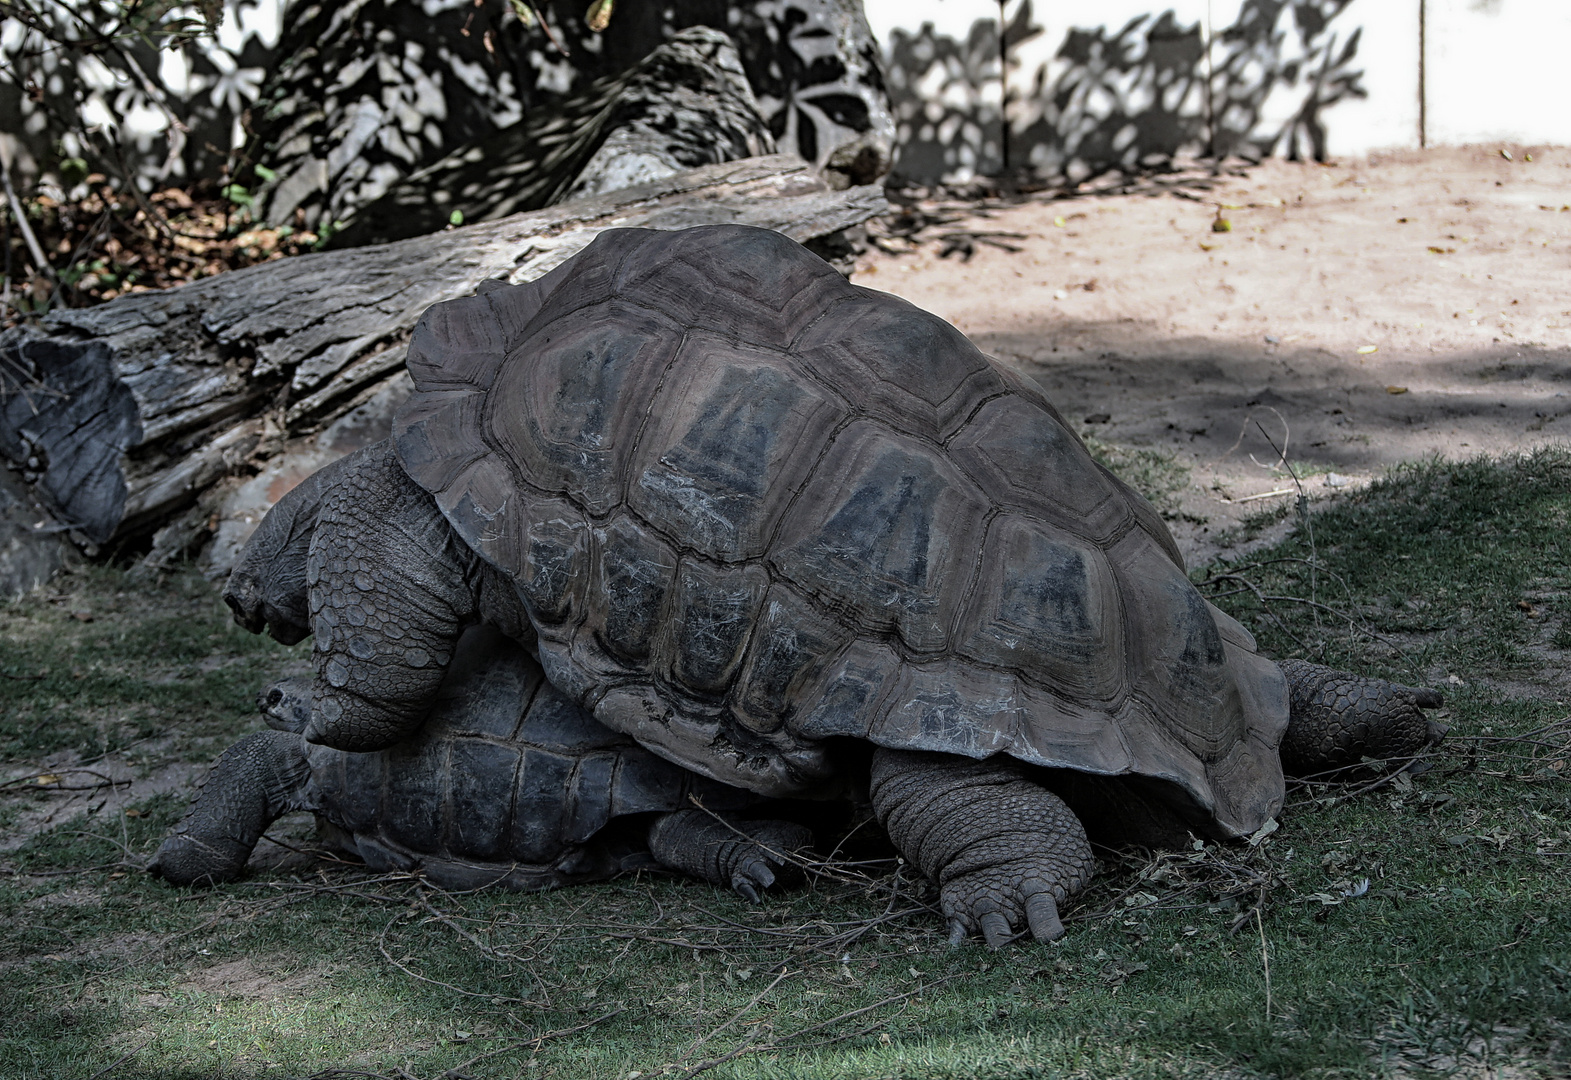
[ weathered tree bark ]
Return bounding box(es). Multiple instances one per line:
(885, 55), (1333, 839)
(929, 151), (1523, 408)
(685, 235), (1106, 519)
(0, 156), (886, 568)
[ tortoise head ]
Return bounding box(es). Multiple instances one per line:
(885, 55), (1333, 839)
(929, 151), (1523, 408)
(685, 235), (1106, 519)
(258, 677), (313, 734)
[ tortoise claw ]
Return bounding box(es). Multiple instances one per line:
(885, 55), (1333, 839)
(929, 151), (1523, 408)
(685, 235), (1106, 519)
(1025, 891), (1065, 941)
(731, 875), (762, 904)
(979, 911), (1013, 949)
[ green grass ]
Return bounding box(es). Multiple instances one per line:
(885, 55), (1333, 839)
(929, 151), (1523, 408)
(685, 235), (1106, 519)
(3, 452), (1570, 1079)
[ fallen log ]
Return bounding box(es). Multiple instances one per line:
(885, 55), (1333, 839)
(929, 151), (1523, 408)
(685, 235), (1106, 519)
(0, 155), (886, 576)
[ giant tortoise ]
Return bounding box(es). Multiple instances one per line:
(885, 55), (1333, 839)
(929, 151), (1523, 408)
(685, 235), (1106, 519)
(152, 624), (810, 896)
(223, 224), (1444, 945)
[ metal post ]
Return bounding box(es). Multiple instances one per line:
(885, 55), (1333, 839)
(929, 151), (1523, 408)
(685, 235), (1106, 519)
(1418, 0), (1427, 148)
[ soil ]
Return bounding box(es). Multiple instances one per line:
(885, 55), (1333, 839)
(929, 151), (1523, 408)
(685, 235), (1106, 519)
(854, 146), (1571, 565)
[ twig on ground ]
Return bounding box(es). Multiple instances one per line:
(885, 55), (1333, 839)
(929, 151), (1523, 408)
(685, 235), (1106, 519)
(86, 1038), (151, 1080)
(1255, 905), (1272, 1023)
(442, 1007), (627, 1075)
(678, 967), (795, 1063)
(378, 909), (536, 1005)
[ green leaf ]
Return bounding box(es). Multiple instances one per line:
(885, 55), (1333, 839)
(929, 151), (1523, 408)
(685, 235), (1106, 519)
(252, 164), (277, 182)
(57, 157), (89, 187)
(448, 209), (464, 226)
(585, 0), (614, 33)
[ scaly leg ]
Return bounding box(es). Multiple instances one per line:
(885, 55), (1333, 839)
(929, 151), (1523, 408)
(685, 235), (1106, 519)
(647, 810), (812, 902)
(148, 730), (310, 886)
(870, 748), (1095, 947)
(1278, 659), (1446, 775)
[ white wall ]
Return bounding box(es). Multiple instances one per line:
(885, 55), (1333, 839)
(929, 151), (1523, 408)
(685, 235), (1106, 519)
(1426, 0), (1571, 146)
(862, 0), (1569, 183)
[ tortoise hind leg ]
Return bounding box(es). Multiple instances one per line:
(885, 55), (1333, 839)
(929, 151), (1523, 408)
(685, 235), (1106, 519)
(1278, 659), (1447, 775)
(870, 748), (1095, 947)
(647, 810), (812, 902)
(149, 730), (310, 886)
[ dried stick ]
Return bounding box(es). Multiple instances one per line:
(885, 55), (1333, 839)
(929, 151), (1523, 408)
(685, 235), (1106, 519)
(377, 910), (534, 1005)
(678, 967), (795, 1063)
(444, 1007), (627, 1074)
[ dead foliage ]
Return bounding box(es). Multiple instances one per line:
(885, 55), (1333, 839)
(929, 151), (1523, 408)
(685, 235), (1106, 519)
(1, 176), (326, 323)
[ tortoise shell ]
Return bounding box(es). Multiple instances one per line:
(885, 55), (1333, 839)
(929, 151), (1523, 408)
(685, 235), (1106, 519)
(306, 624), (751, 888)
(394, 225), (1289, 836)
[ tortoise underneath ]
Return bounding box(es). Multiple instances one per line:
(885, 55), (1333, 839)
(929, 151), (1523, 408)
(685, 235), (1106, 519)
(151, 625), (810, 897)
(219, 223), (1445, 945)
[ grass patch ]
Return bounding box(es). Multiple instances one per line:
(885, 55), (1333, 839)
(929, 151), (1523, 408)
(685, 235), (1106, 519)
(3, 452), (1570, 1079)
(0, 564), (301, 763)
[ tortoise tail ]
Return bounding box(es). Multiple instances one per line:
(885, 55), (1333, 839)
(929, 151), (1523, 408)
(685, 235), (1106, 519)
(149, 731), (310, 887)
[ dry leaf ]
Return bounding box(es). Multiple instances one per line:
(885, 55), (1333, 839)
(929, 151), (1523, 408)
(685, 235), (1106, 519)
(1386, 386), (1408, 395)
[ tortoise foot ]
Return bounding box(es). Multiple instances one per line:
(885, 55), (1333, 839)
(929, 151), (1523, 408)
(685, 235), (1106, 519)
(870, 748), (1095, 947)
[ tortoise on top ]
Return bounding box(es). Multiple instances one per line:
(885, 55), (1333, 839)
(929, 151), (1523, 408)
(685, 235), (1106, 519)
(226, 224), (1443, 945)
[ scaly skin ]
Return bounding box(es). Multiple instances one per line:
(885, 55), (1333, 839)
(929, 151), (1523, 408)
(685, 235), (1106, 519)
(647, 811), (812, 902)
(224, 441), (527, 752)
(224, 451), (365, 645)
(148, 730), (310, 886)
(870, 748), (1095, 948)
(1278, 659), (1447, 775)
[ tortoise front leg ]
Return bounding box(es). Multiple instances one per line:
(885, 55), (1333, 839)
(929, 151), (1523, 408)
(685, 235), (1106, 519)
(223, 446), (372, 644)
(301, 440), (506, 751)
(1277, 659), (1447, 775)
(870, 748), (1095, 947)
(647, 810), (812, 902)
(149, 730), (310, 886)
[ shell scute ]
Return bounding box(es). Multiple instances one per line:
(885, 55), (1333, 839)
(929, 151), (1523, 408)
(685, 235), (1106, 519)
(563, 751), (618, 844)
(446, 738), (522, 860)
(794, 638), (898, 740)
(770, 421), (988, 654)
(958, 515), (1124, 703)
(948, 395), (1126, 537)
(490, 301), (681, 516)
(629, 337), (844, 562)
(406, 293), (509, 391)
(513, 498), (590, 626)
(869, 660), (1025, 758)
(731, 585), (853, 735)
(1109, 531), (1242, 762)
(613, 225), (847, 346)
(592, 517), (677, 664)
(794, 291), (1006, 437)
(661, 559), (769, 696)
(510, 748), (575, 862)
(380, 740), (445, 855)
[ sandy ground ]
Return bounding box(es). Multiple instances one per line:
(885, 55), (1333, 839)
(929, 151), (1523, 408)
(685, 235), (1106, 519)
(852, 146), (1571, 564)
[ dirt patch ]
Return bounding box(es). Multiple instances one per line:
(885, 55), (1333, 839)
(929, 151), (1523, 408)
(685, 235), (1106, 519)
(177, 956), (327, 1001)
(856, 146), (1571, 565)
(0, 754), (205, 855)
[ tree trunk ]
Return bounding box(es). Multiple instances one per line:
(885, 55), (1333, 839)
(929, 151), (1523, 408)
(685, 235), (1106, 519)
(0, 156), (885, 568)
